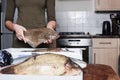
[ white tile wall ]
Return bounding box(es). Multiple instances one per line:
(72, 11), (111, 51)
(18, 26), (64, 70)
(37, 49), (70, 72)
(56, 11), (111, 35)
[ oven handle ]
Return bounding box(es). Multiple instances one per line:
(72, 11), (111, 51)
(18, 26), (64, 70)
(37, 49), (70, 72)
(62, 48), (86, 52)
(68, 40), (81, 42)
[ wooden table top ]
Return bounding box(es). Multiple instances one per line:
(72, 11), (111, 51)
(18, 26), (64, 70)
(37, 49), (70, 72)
(83, 64), (120, 80)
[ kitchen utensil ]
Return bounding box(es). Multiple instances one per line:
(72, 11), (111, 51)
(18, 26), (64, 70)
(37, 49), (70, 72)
(102, 21), (111, 35)
(110, 13), (120, 35)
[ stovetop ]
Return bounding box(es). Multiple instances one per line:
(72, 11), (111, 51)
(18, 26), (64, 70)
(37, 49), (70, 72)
(59, 32), (85, 35)
(59, 32), (91, 38)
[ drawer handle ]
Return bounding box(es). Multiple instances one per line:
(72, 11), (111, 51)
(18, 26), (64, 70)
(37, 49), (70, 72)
(99, 42), (111, 44)
(94, 53), (96, 64)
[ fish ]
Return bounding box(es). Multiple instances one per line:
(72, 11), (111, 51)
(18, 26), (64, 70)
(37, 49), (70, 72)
(21, 48), (61, 52)
(0, 53), (82, 76)
(24, 27), (59, 48)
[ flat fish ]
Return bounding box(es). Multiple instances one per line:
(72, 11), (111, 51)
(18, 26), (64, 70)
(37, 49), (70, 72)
(21, 48), (61, 52)
(24, 28), (59, 48)
(0, 53), (82, 76)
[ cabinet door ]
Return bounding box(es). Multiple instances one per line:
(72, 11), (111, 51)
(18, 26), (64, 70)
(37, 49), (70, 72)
(95, 0), (111, 11)
(93, 49), (119, 73)
(111, 0), (120, 10)
(95, 0), (120, 11)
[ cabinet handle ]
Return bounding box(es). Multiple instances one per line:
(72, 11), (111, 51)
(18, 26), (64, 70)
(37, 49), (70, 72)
(94, 53), (96, 64)
(99, 42), (111, 44)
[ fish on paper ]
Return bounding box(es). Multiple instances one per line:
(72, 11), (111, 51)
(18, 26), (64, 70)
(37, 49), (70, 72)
(0, 53), (82, 76)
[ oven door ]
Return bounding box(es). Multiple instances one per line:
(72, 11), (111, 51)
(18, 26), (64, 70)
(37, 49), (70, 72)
(57, 38), (92, 64)
(61, 48), (83, 61)
(57, 47), (89, 63)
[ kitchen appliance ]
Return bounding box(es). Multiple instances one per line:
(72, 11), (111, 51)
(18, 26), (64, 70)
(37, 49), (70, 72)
(0, 2), (1, 49)
(110, 12), (120, 35)
(1, 0), (13, 49)
(102, 21), (111, 35)
(57, 32), (92, 64)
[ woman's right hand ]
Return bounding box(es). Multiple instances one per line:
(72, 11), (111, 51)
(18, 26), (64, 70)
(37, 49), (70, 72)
(13, 24), (27, 43)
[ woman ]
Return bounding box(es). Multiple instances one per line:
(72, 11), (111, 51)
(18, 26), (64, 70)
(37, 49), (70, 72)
(5, 0), (56, 48)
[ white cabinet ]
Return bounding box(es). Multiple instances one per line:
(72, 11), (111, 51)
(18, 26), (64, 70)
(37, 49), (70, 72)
(119, 39), (120, 76)
(92, 38), (119, 74)
(95, 0), (120, 11)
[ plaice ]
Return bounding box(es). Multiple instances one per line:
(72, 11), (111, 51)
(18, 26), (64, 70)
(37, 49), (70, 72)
(24, 27), (59, 48)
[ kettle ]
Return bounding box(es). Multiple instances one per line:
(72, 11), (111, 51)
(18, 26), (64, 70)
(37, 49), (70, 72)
(102, 21), (111, 35)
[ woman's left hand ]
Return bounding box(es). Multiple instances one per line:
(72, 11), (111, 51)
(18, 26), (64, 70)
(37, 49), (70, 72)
(44, 21), (56, 44)
(47, 21), (56, 30)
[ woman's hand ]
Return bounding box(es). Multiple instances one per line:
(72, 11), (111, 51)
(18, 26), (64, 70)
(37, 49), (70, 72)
(47, 21), (56, 30)
(45, 21), (57, 44)
(13, 24), (27, 43)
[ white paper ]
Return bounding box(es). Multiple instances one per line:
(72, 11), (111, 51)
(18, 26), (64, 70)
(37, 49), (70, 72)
(4, 48), (86, 68)
(0, 73), (83, 80)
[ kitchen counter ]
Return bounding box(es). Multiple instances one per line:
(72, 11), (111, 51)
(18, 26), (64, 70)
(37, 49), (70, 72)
(91, 35), (120, 38)
(58, 35), (120, 38)
(83, 64), (120, 80)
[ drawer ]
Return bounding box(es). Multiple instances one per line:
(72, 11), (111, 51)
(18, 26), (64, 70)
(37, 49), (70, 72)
(92, 38), (118, 48)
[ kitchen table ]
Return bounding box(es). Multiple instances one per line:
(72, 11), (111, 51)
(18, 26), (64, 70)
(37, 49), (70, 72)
(83, 64), (120, 80)
(0, 64), (119, 80)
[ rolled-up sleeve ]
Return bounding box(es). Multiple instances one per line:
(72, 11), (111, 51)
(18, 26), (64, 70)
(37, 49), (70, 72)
(46, 0), (56, 22)
(5, 0), (16, 22)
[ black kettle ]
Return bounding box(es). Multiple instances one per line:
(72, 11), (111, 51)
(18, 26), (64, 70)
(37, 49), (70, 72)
(102, 21), (111, 35)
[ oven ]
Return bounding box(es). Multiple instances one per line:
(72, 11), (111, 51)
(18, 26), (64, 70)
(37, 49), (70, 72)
(56, 32), (92, 64)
